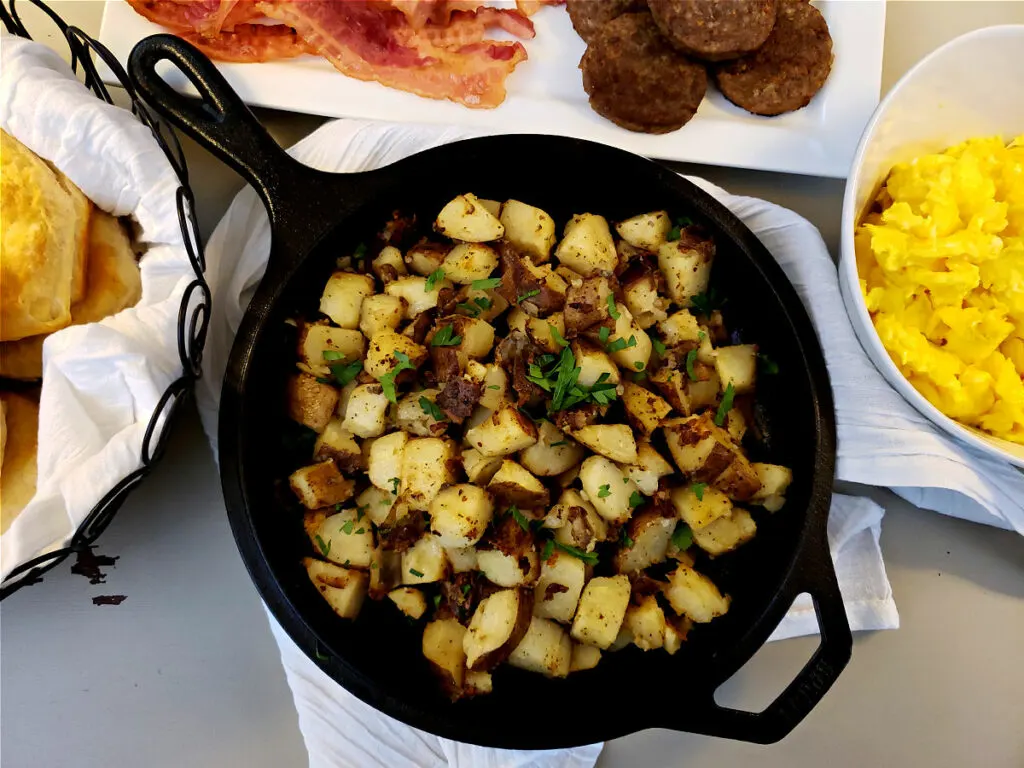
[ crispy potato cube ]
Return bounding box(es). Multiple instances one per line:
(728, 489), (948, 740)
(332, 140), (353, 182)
(570, 643), (602, 672)
(367, 430), (408, 492)
(453, 285), (509, 323)
(316, 508), (374, 568)
(445, 545), (479, 573)
(571, 574), (631, 649)
(304, 558), (368, 619)
(509, 616), (572, 678)
(751, 463), (793, 500)
(500, 199), (557, 263)
(406, 240), (450, 276)
(289, 461), (354, 509)
(461, 448), (504, 485)
(356, 484), (398, 526)
(298, 322), (365, 376)
(714, 454), (762, 501)
(364, 331), (428, 379)
(692, 508), (757, 556)
(388, 587), (427, 619)
(624, 440), (674, 495)
(715, 344), (758, 394)
(402, 438), (457, 511)
(442, 243), (499, 284)
(430, 484), (494, 547)
(477, 549), (532, 587)
(524, 312), (567, 354)
(662, 414), (736, 480)
(548, 489), (609, 551)
(605, 302), (652, 372)
(650, 367), (692, 416)
(572, 340), (620, 387)
(622, 272), (670, 330)
(402, 534), (449, 584)
(659, 309), (703, 345)
(314, 419), (363, 471)
(671, 484), (734, 529)
(572, 424), (638, 464)
(385, 275), (450, 319)
(475, 365), (507, 411)
(319, 272), (375, 329)
(478, 198), (502, 217)
(614, 511), (676, 573)
(556, 213), (617, 276)
(488, 459), (549, 508)
(287, 373), (339, 433)
(533, 551), (586, 624)
(335, 380), (359, 420)
(447, 316), (496, 360)
(519, 420), (584, 477)
(372, 245), (407, 282)
(563, 276), (612, 337)
(625, 595), (667, 651)
(663, 564), (730, 623)
(359, 294), (405, 339)
(657, 229), (714, 305)
(664, 621), (690, 654)
(464, 406), (538, 458)
(435, 193), (505, 242)
(463, 588), (533, 671)
(579, 455), (638, 525)
(340, 383), (389, 438)
(395, 388), (445, 437)
(615, 211), (671, 251)
(422, 618), (467, 697)
(622, 382), (672, 435)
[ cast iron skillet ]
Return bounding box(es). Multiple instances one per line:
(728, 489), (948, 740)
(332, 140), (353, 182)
(129, 35), (851, 749)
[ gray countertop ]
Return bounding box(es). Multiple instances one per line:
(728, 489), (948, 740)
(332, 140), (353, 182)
(2, 3), (1024, 767)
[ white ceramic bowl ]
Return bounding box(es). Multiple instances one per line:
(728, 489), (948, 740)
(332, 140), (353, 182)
(839, 25), (1024, 468)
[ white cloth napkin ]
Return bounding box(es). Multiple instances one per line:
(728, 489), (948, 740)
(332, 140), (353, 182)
(0, 37), (195, 581)
(195, 119), (906, 767)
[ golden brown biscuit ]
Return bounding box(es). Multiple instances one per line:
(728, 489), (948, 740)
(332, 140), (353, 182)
(0, 390), (39, 534)
(54, 171), (93, 304)
(0, 131), (78, 342)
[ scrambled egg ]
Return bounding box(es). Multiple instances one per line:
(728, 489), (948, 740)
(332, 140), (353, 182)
(857, 135), (1024, 444)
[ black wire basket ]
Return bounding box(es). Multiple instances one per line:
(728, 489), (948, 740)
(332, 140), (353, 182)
(0, 0), (210, 599)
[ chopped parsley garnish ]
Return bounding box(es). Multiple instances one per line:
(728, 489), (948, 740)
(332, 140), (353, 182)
(340, 520), (355, 535)
(517, 289), (541, 303)
(759, 352), (779, 375)
(623, 477), (629, 484)
(379, 351), (415, 403)
(455, 301), (481, 317)
(525, 346), (618, 412)
(343, 559), (350, 566)
(606, 335), (637, 355)
(314, 534), (331, 557)
(315, 377), (333, 384)
(409, 568), (424, 578)
(424, 268), (446, 291)
(671, 522), (694, 551)
(606, 294), (621, 320)
(487, 384), (501, 390)
(322, 350), (343, 361)
(509, 505), (530, 532)
(686, 348), (699, 380)
(432, 594), (441, 608)
(597, 484), (611, 498)
(356, 505), (367, 520)
(652, 338), (667, 357)
(714, 382), (736, 426)
(690, 288), (725, 316)
(541, 539), (555, 560)
(471, 277), (502, 291)
(389, 477), (400, 495)
(555, 541), (598, 566)
(322, 350), (362, 387)
(691, 482), (707, 501)
(629, 490), (644, 508)
(633, 370), (647, 382)
(598, 326), (610, 346)
(666, 216), (693, 242)
(431, 325), (462, 347)
(550, 440), (568, 447)
(355, 528), (365, 535)
(353, 242), (368, 260)
(633, 361), (645, 371)
(621, 531), (634, 549)
(698, 330), (707, 342)
(461, 583), (472, 597)
(419, 396), (445, 421)
(549, 324), (569, 348)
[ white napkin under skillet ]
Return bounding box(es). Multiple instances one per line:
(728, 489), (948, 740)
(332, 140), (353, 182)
(195, 119), (1021, 766)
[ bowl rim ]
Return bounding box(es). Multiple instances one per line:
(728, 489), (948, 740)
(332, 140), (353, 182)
(839, 24), (1024, 469)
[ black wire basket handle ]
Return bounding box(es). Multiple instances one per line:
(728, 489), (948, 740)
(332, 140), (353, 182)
(0, 0), (210, 599)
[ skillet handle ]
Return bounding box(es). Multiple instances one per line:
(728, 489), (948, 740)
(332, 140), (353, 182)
(127, 34), (357, 274)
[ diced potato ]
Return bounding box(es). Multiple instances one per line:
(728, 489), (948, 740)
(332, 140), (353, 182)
(445, 316), (495, 360)
(578, 455), (638, 525)
(509, 616), (572, 678)
(533, 551), (586, 623)
(488, 460), (550, 508)
(572, 340), (620, 387)
(364, 331), (428, 379)
(715, 344), (758, 394)
(367, 430), (408, 492)
(287, 373), (339, 433)
(572, 424), (638, 464)
(607, 625), (634, 652)
(453, 285), (509, 323)
(670, 484), (734, 529)
(692, 508), (757, 555)
(335, 380), (358, 420)
(664, 621), (688, 655)
(478, 364), (508, 410)
(507, 307), (528, 335)
(402, 438), (457, 511)
(622, 272), (669, 329)
(319, 272), (375, 329)
(289, 461), (354, 509)
(570, 643), (602, 672)
(548, 489), (609, 551)
(445, 545), (479, 573)
(615, 211), (671, 251)
(524, 312), (567, 354)
(314, 419), (363, 470)
(388, 587), (427, 619)
(435, 193), (505, 242)
(356, 484), (398, 526)
(372, 245), (407, 282)
(406, 240), (450, 276)
(422, 618), (467, 696)
(478, 198), (502, 217)
(304, 558), (368, 619)
(625, 595), (667, 651)
(477, 548), (536, 588)
(340, 383), (389, 438)
(298, 323), (366, 376)
(659, 309), (703, 345)
(519, 420), (584, 477)
(750, 463), (794, 501)
(614, 511), (676, 573)
(724, 407), (747, 443)
(395, 388), (445, 437)
(359, 294), (405, 339)
(622, 382), (672, 435)
(662, 414), (736, 480)
(714, 453), (762, 501)
(649, 367), (692, 416)
(402, 534), (449, 584)
(464, 406), (538, 457)
(463, 588), (533, 671)
(555, 213), (617, 276)
(657, 230), (714, 305)
(369, 548), (403, 599)
(462, 448), (504, 485)
(430, 484), (494, 547)
(570, 575), (631, 649)
(385, 275), (450, 319)
(606, 302), (652, 372)
(442, 243), (500, 284)
(663, 564), (730, 623)
(500, 199), (557, 263)
(624, 440), (674, 495)
(688, 369), (722, 410)
(316, 509), (374, 568)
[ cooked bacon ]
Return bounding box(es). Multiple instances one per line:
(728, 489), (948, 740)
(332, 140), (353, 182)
(127, 0), (262, 35)
(420, 7), (535, 47)
(182, 23), (311, 62)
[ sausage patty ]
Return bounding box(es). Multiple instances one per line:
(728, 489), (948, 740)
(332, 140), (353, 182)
(647, 0), (777, 61)
(714, 0), (833, 116)
(567, 0), (648, 46)
(581, 13), (708, 134)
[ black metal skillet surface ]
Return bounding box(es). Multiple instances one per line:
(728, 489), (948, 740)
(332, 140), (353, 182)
(128, 34), (850, 749)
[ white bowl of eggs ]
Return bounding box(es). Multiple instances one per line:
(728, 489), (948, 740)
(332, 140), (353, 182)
(839, 25), (1024, 468)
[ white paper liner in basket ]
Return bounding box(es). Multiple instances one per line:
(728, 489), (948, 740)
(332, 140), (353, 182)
(0, 35), (195, 581)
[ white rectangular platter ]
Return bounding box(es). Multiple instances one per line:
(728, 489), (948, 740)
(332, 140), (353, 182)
(98, 0), (885, 178)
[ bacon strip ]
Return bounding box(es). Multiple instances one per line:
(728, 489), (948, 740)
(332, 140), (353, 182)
(419, 7), (534, 48)
(128, 0), (263, 35)
(182, 23), (311, 62)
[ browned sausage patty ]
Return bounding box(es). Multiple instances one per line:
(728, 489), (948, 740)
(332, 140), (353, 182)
(567, 0), (649, 45)
(581, 13), (708, 134)
(648, 0), (777, 61)
(714, 0), (833, 116)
